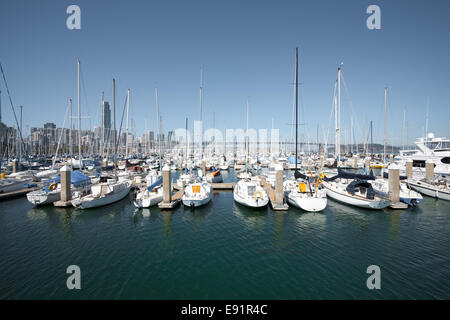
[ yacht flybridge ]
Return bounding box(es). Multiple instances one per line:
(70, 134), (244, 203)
(396, 133), (450, 179)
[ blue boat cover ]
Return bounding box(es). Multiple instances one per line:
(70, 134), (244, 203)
(147, 177), (162, 191)
(46, 170), (91, 187)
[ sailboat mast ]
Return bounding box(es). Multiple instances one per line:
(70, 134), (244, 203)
(185, 117), (188, 169)
(425, 96), (430, 139)
(336, 63), (342, 162)
(77, 59), (82, 169)
(295, 47), (299, 172)
(19, 105), (22, 163)
(200, 66), (203, 160)
(245, 98), (249, 174)
(101, 92), (104, 156)
(126, 88), (130, 158)
(69, 98), (72, 158)
(370, 120), (373, 155)
(113, 78), (116, 176)
(155, 87), (161, 171)
(383, 87), (387, 165)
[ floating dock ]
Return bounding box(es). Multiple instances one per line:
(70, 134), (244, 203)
(158, 189), (184, 209)
(0, 186), (40, 201)
(259, 177), (289, 211)
(389, 202), (408, 210)
(212, 182), (235, 190)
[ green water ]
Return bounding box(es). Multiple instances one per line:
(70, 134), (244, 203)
(0, 169), (449, 299)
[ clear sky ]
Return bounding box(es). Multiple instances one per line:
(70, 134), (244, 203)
(0, 0), (449, 146)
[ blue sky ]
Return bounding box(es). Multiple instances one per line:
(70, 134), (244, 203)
(0, 0), (449, 146)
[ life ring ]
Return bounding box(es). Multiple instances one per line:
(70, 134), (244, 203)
(48, 183), (57, 191)
(253, 191), (263, 200)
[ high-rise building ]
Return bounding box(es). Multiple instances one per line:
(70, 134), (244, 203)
(102, 101), (111, 143)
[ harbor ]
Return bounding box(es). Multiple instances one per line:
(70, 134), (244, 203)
(1, 0), (450, 301)
(1, 168), (449, 299)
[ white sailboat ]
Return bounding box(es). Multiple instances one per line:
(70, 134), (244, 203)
(234, 178), (268, 208)
(233, 99), (269, 208)
(406, 177), (450, 201)
(72, 178), (131, 209)
(371, 178), (423, 206)
(71, 77), (131, 209)
(27, 170), (92, 206)
(322, 169), (391, 209)
(283, 47), (327, 212)
(182, 179), (213, 208)
(0, 177), (33, 193)
(284, 177), (327, 212)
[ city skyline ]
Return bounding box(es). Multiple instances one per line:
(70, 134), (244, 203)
(0, 0), (449, 146)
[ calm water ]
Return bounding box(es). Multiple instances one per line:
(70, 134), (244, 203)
(1, 169), (449, 299)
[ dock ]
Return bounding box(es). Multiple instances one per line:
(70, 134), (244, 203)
(158, 189), (184, 209)
(212, 182), (235, 190)
(389, 202), (408, 210)
(0, 186), (40, 201)
(259, 177), (289, 211)
(54, 200), (73, 207)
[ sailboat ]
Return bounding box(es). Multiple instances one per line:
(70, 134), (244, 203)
(322, 168), (391, 209)
(283, 47), (327, 212)
(406, 177), (450, 201)
(71, 77), (131, 209)
(233, 99), (269, 208)
(182, 71), (213, 208)
(27, 170), (92, 206)
(371, 177), (423, 206)
(182, 177), (213, 208)
(133, 89), (165, 208)
(133, 175), (164, 208)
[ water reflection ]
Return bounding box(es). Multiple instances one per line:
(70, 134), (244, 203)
(293, 209), (327, 231)
(161, 211), (173, 238)
(27, 205), (75, 237)
(233, 201), (268, 231)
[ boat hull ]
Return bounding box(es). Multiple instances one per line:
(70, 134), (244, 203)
(134, 193), (163, 208)
(182, 194), (212, 208)
(287, 193), (327, 212)
(408, 181), (450, 201)
(323, 182), (391, 209)
(233, 190), (269, 208)
(27, 190), (60, 206)
(73, 186), (131, 209)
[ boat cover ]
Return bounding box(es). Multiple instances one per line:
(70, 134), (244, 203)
(147, 177), (162, 192)
(47, 170), (91, 187)
(323, 168), (375, 182)
(346, 179), (375, 200)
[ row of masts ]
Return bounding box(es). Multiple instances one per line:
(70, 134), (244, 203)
(1, 57), (428, 165)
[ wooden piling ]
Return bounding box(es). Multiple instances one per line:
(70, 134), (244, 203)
(60, 165), (72, 202)
(406, 159), (413, 179)
(162, 165), (171, 203)
(12, 160), (18, 173)
(425, 160), (434, 180)
(275, 167), (284, 206)
(388, 164), (400, 203)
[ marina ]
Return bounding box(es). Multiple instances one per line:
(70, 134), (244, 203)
(0, 168), (449, 299)
(1, 0), (449, 301)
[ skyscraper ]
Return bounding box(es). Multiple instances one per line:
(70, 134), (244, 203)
(102, 101), (111, 144)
